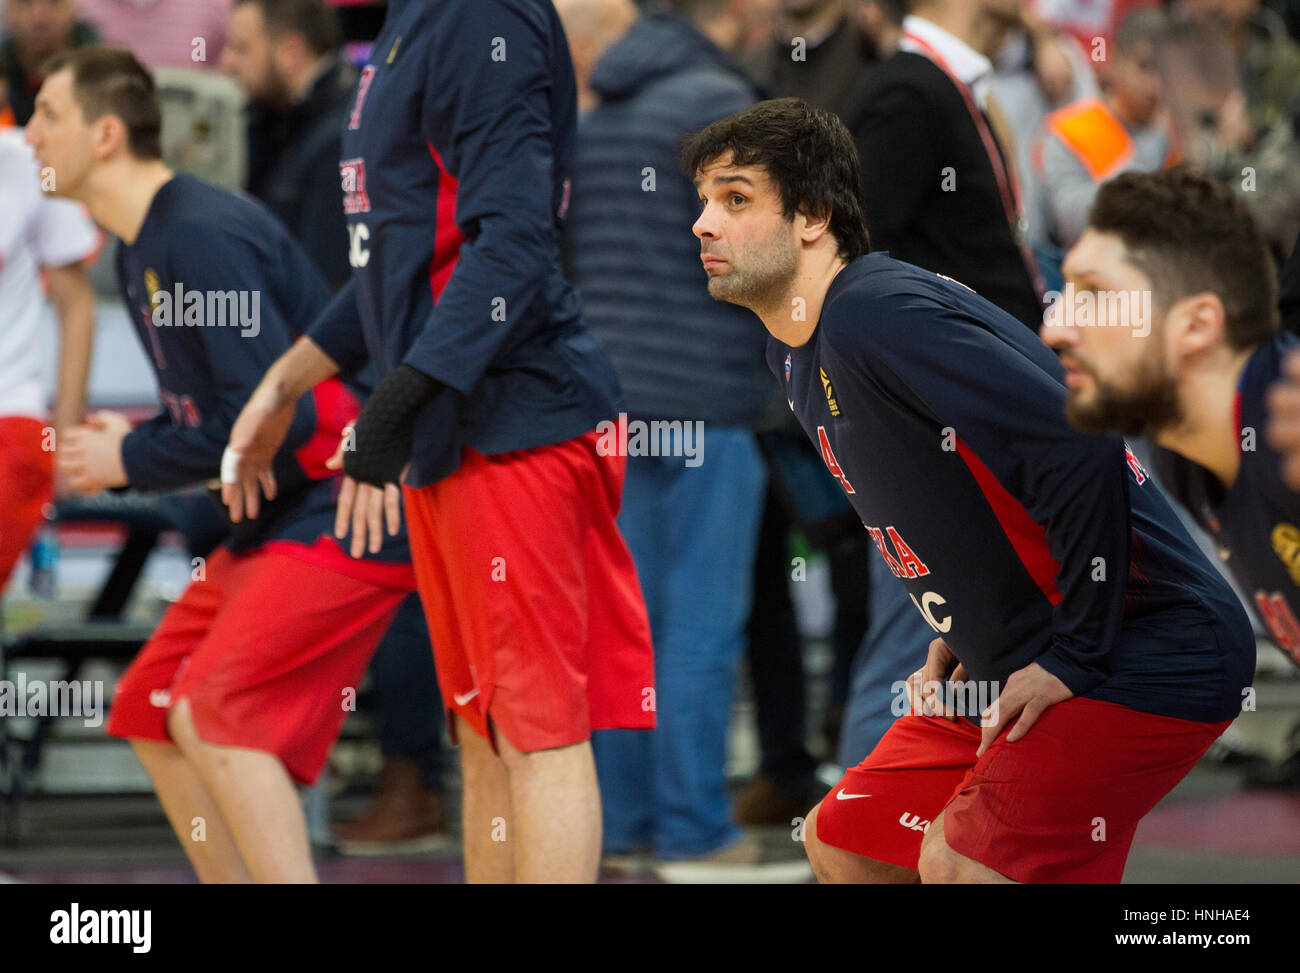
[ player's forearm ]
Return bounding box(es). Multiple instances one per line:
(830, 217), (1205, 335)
(263, 337), (340, 411)
(121, 419), (224, 493)
(48, 263), (97, 433)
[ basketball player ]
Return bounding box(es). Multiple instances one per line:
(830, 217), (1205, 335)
(1043, 167), (1300, 668)
(26, 48), (414, 883)
(686, 98), (1254, 883)
(222, 0), (655, 883)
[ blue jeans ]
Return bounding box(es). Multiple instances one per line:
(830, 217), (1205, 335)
(837, 558), (932, 769)
(368, 592), (446, 789)
(592, 425), (766, 858)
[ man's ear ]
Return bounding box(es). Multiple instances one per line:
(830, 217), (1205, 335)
(91, 114), (127, 161)
(798, 205), (834, 245)
(1170, 292), (1228, 358)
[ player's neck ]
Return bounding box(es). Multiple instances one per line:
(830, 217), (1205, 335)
(83, 159), (175, 246)
(1156, 347), (1255, 490)
(758, 253), (849, 348)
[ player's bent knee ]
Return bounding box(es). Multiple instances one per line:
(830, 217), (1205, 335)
(916, 830), (962, 884)
(803, 801), (911, 883)
(165, 698), (197, 748)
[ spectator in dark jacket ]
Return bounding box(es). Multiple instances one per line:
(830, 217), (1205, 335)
(221, 0), (356, 290)
(843, 0), (1045, 329)
(566, 0), (772, 872)
(748, 0), (878, 119)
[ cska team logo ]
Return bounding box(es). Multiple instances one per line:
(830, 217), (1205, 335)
(348, 65), (376, 131)
(339, 158), (371, 214)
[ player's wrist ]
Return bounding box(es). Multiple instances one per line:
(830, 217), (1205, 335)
(343, 365), (441, 486)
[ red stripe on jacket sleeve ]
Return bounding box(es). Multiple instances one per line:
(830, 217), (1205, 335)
(955, 436), (1064, 607)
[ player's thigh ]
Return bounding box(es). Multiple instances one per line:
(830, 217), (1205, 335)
(105, 552), (234, 741)
(173, 548), (407, 783)
(941, 697), (1229, 884)
(814, 713), (981, 873)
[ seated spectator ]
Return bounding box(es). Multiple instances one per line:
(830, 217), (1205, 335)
(77, 0), (233, 69)
(220, 0), (356, 290)
(0, 0), (97, 126)
(1033, 8), (1177, 250)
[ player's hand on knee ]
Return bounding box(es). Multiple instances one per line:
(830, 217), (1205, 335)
(976, 661), (1072, 757)
(905, 637), (962, 718)
(1266, 350), (1300, 490)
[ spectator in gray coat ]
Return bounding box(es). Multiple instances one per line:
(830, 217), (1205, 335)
(565, 0), (773, 872)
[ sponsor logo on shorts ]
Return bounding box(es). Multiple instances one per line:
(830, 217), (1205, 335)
(149, 689), (172, 709)
(835, 789), (871, 801)
(899, 812), (931, 834)
(453, 688), (479, 706)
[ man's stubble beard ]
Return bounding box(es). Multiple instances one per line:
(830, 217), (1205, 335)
(705, 227), (800, 319)
(254, 65), (294, 112)
(1064, 352), (1184, 438)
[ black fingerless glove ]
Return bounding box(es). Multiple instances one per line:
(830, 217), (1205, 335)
(343, 364), (442, 486)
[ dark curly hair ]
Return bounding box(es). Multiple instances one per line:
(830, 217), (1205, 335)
(681, 97), (872, 262)
(1089, 167), (1278, 350)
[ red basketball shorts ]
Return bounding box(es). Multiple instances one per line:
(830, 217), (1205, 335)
(403, 429), (656, 753)
(106, 539), (412, 785)
(0, 416), (53, 590)
(815, 697), (1231, 883)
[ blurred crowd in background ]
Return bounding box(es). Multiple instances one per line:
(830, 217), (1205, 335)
(3, 0), (1299, 872)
